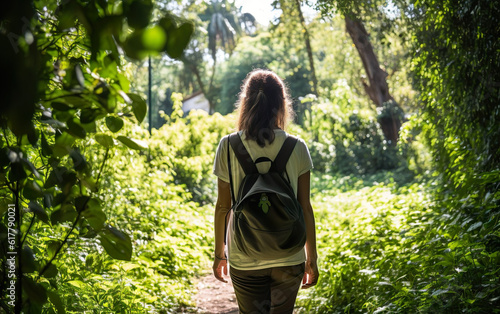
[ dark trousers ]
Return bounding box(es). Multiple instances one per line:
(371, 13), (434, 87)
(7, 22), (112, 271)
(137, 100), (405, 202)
(230, 263), (305, 314)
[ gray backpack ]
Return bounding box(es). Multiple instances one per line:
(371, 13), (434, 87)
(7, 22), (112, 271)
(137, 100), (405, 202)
(227, 132), (306, 260)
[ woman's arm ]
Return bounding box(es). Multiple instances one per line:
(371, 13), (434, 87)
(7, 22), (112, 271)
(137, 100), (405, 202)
(213, 178), (232, 283)
(297, 171), (319, 288)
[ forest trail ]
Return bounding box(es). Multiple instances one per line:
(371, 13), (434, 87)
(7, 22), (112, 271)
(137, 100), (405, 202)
(195, 273), (238, 314)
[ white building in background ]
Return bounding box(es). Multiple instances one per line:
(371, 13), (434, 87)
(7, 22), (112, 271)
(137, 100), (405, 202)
(182, 91), (210, 114)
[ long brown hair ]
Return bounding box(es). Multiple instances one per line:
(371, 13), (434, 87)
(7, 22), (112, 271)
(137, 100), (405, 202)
(236, 69), (294, 147)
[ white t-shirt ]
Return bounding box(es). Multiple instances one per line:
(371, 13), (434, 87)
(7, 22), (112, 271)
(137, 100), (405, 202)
(213, 129), (313, 270)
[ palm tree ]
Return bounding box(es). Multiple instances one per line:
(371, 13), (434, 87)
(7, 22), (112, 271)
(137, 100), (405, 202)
(195, 0), (255, 113)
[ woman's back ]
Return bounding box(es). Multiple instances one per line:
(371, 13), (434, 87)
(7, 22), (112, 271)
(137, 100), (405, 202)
(212, 69), (319, 314)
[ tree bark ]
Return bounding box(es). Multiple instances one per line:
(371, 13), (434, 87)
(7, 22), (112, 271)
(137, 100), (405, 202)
(344, 15), (402, 144)
(295, 0), (319, 96)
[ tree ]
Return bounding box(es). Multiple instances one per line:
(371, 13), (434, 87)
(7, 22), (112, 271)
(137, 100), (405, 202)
(273, 0), (318, 98)
(344, 15), (402, 144)
(316, 0), (404, 144)
(184, 0), (256, 114)
(294, 0), (319, 96)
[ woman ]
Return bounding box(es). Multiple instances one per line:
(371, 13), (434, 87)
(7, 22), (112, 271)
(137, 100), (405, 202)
(212, 69), (319, 313)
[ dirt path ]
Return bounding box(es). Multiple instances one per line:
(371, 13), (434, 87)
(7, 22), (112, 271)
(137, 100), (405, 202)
(195, 273), (239, 314)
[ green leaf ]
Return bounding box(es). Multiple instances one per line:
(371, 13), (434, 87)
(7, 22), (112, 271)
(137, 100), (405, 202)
(0, 147), (9, 168)
(20, 157), (40, 179)
(43, 263), (58, 278)
(53, 110), (73, 122)
(22, 245), (38, 273)
(125, 0), (153, 30)
(47, 241), (61, 260)
(51, 204), (77, 225)
(44, 167), (67, 189)
(57, 0), (79, 30)
(23, 180), (44, 200)
(63, 96), (91, 109)
(22, 277), (47, 305)
(53, 132), (75, 157)
(74, 196), (91, 213)
(80, 108), (102, 124)
(166, 22), (194, 59)
(0, 198), (11, 217)
(99, 225), (132, 261)
(94, 133), (114, 148)
(82, 198), (106, 231)
(105, 116), (124, 133)
(81, 120), (97, 133)
(81, 177), (97, 192)
(66, 280), (87, 289)
(28, 201), (49, 224)
(158, 15), (176, 32)
(69, 150), (88, 173)
(122, 30), (148, 60)
(60, 171), (77, 195)
(66, 119), (86, 139)
(51, 102), (71, 111)
(467, 222), (482, 232)
(43, 193), (53, 209)
(8, 162), (27, 181)
(47, 290), (65, 314)
(127, 93), (147, 123)
(116, 136), (148, 150)
(41, 133), (53, 157)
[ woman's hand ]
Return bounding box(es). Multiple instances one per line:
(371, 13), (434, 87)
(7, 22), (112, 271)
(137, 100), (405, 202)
(301, 258), (319, 289)
(213, 256), (228, 283)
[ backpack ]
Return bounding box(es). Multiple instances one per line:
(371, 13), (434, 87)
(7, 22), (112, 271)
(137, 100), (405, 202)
(227, 132), (306, 260)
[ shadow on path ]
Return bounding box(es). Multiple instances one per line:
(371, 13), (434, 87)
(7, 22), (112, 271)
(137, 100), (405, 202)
(195, 272), (238, 314)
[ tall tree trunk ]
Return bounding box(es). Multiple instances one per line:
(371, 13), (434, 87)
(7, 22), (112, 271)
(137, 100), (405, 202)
(207, 55), (217, 114)
(295, 0), (319, 96)
(345, 15), (402, 144)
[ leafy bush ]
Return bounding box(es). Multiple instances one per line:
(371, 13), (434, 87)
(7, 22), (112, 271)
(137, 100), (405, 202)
(41, 103), (238, 312)
(299, 91), (415, 177)
(150, 95), (235, 204)
(298, 174), (500, 313)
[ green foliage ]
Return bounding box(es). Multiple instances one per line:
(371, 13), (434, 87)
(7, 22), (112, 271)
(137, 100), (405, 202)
(0, 0), (497, 312)
(411, 0), (500, 198)
(295, 0), (500, 313)
(150, 94), (235, 204)
(298, 174), (500, 313)
(0, 0), (193, 312)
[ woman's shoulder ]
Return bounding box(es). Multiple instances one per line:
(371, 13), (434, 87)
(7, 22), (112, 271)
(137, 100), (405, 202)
(283, 131), (308, 147)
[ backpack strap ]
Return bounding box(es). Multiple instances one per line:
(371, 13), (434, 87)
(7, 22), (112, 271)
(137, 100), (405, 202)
(271, 135), (298, 174)
(228, 132), (259, 175)
(227, 135), (236, 207)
